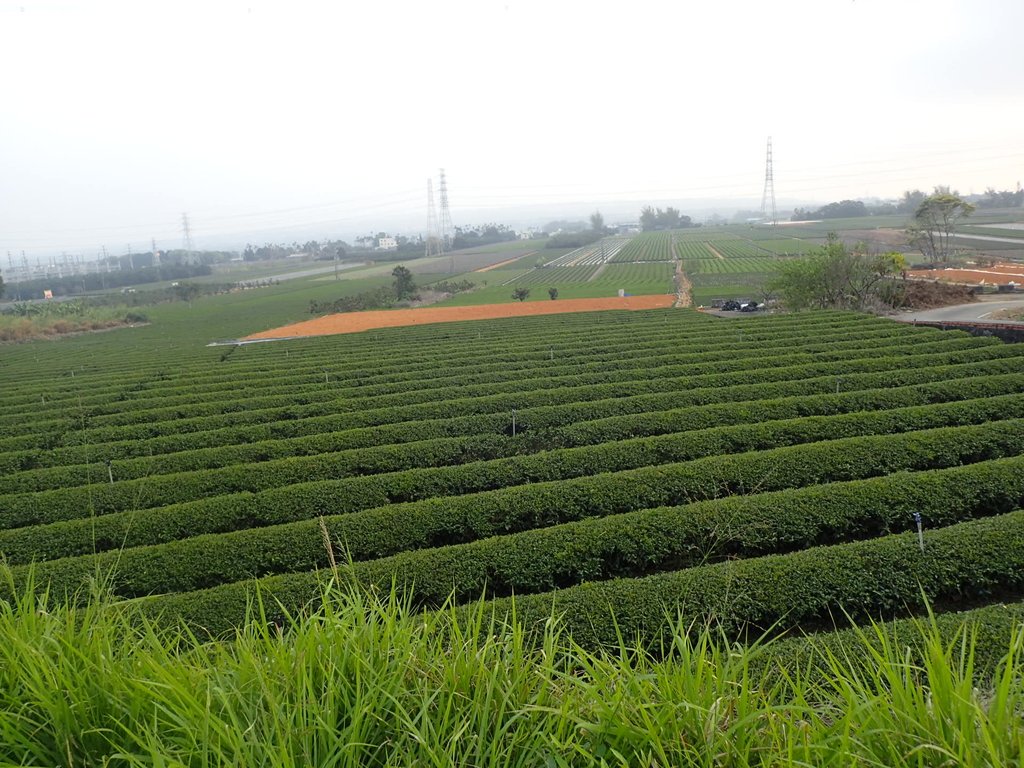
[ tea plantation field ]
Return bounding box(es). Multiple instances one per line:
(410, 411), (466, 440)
(2, 307), (1024, 645)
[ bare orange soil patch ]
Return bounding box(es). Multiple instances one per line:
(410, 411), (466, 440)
(475, 252), (535, 272)
(908, 263), (1024, 285)
(245, 295), (675, 340)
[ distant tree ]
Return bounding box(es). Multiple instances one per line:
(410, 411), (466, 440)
(548, 287), (558, 300)
(590, 211), (605, 233)
(640, 206), (658, 231)
(790, 199), (868, 221)
(391, 265), (417, 300)
(978, 186), (1024, 209)
(906, 193), (975, 264)
(545, 231), (602, 249)
(0, 270), (5, 300)
(452, 223), (518, 250)
(896, 189), (927, 214)
(769, 233), (904, 311)
(512, 287), (530, 302)
(640, 206), (693, 231)
(541, 219), (588, 233)
(659, 207), (683, 229)
(173, 281), (200, 307)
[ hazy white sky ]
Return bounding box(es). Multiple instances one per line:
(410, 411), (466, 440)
(2, 0), (1022, 256)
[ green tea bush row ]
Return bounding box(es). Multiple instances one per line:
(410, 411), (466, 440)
(4, 327), (973, 437)
(10, 342), (1022, 455)
(0, 313), (887, 424)
(132, 507), (1024, 639)
(8, 418), (1024, 586)
(5, 393), (1023, 527)
(1, 350), (1020, 462)
(6, 361), (1022, 495)
(477, 508), (1024, 649)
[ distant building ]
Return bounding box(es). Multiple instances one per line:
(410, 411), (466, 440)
(377, 237), (398, 251)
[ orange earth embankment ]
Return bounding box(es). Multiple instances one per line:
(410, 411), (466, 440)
(907, 263), (1024, 285)
(245, 294), (675, 340)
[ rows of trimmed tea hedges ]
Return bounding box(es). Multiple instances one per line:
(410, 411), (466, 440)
(1, 308), (1023, 647)
(609, 232), (675, 262)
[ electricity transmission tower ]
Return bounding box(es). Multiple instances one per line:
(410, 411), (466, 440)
(181, 212), (195, 264)
(438, 168), (454, 255)
(760, 137), (777, 227)
(424, 178), (443, 258)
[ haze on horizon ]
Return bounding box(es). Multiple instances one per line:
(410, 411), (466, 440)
(2, 0), (1022, 259)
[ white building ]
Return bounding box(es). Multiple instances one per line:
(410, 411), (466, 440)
(377, 237), (398, 251)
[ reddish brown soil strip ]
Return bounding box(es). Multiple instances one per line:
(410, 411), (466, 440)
(908, 264), (1024, 285)
(245, 295), (676, 340)
(475, 252), (535, 273)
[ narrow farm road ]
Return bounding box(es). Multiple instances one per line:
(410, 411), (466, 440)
(894, 298), (1024, 324)
(675, 268), (693, 307)
(705, 242), (726, 260)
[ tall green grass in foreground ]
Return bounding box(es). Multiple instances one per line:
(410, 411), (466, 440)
(0, 577), (1021, 767)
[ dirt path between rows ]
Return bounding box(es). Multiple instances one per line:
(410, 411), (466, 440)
(475, 252), (535, 273)
(674, 259), (693, 308)
(244, 295), (676, 340)
(705, 242), (726, 260)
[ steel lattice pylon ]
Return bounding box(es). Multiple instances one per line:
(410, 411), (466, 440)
(760, 137), (777, 227)
(424, 178), (443, 258)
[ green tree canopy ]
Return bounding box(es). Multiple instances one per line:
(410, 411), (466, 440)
(640, 206), (692, 231)
(896, 189), (927, 214)
(512, 287), (530, 302)
(769, 234), (904, 311)
(906, 193), (975, 264)
(391, 265), (417, 300)
(172, 282), (201, 307)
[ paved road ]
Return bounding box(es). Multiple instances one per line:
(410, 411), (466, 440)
(951, 233), (1024, 245)
(893, 298), (1024, 324)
